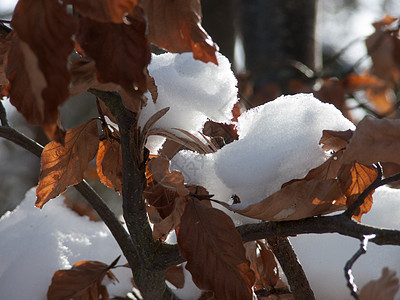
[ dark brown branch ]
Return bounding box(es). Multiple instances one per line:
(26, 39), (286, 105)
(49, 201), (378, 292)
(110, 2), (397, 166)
(237, 214), (400, 246)
(92, 88), (177, 300)
(267, 237), (315, 300)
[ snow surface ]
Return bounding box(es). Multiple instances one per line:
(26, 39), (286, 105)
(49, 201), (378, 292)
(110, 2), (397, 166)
(0, 188), (133, 300)
(172, 94), (355, 210)
(139, 52), (238, 154)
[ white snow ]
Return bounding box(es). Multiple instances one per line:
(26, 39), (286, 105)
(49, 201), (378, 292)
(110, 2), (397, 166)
(0, 188), (133, 300)
(172, 94), (355, 210)
(140, 52), (238, 153)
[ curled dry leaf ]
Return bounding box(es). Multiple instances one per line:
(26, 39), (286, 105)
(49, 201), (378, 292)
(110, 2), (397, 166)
(146, 155), (189, 197)
(232, 179), (344, 221)
(96, 138), (123, 193)
(256, 241), (279, 288)
(69, 58), (119, 98)
(47, 257), (119, 300)
(77, 5), (150, 111)
(341, 116), (400, 166)
(140, 0), (218, 64)
(36, 119), (99, 208)
(152, 195), (186, 240)
(320, 129), (353, 152)
(338, 162), (378, 221)
(177, 198), (255, 300)
(9, 0), (77, 140)
(359, 267), (400, 300)
(68, 0), (137, 23)
(151, 185), (209, 240)
(366, 16), (400, 84)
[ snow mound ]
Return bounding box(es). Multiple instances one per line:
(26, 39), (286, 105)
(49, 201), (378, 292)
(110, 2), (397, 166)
(0, 188), (132, 300)
(139, 52), (238, 153)
(173, 94), (355, 209)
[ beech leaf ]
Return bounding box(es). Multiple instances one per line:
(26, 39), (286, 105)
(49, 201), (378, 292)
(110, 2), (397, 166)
(359, 267), (399, 300)
(69, 0), (137, 23)
(257, 241), (279, 288)
(96, 139), (123, 193)
(146, 155), (189, 197)
(177, 198), (255, 300)
(341, 116), (400, 166)
(338, 162), (378, 221)
(36, 119), (99, 208)
(47, 257), (119, 300)
(232, 179), (344, 221)
(366, 16), (400, 83)
(152, 195), (186, 240)
(141, 0), (218, 64)
(77, 6), (150, 100)
(9, 0), (77, 140)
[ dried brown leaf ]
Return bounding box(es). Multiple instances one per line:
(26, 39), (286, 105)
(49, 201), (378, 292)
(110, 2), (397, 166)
(257, 241), (279, 288)
(36, 119), (99, 208)
(177, 198), (255, 300)
(96, 139), (123, 193)
(365, 87), (395, 115)
(233, 179), (344, 221)
(147, 155), (189, 197)
(343, 73), (386, 93)
(77, 6), (150, 100)
(314, 78), (350, 119)
(9, 0), (77, 140)
(152, 196), (186, 240)
(366, 16), (400, 83)
(341, 116), (400, 166)
(320, 129), (353, 152)
(338, 162), (378, 221)
(359, 267), (399, 300)
(47, 258), (119, 300)
(69, 0), (137, 23)
(166, 265), (185, 289)
(141, 0), (218, 64)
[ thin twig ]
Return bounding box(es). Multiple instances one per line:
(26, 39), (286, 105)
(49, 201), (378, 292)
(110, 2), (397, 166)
(344, 234), (376, 299)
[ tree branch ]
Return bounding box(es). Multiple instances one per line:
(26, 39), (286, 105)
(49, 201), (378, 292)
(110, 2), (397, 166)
(267, 237), (315, 300)
(91, 88), (176, 300)
(0, 114), (139, 271)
